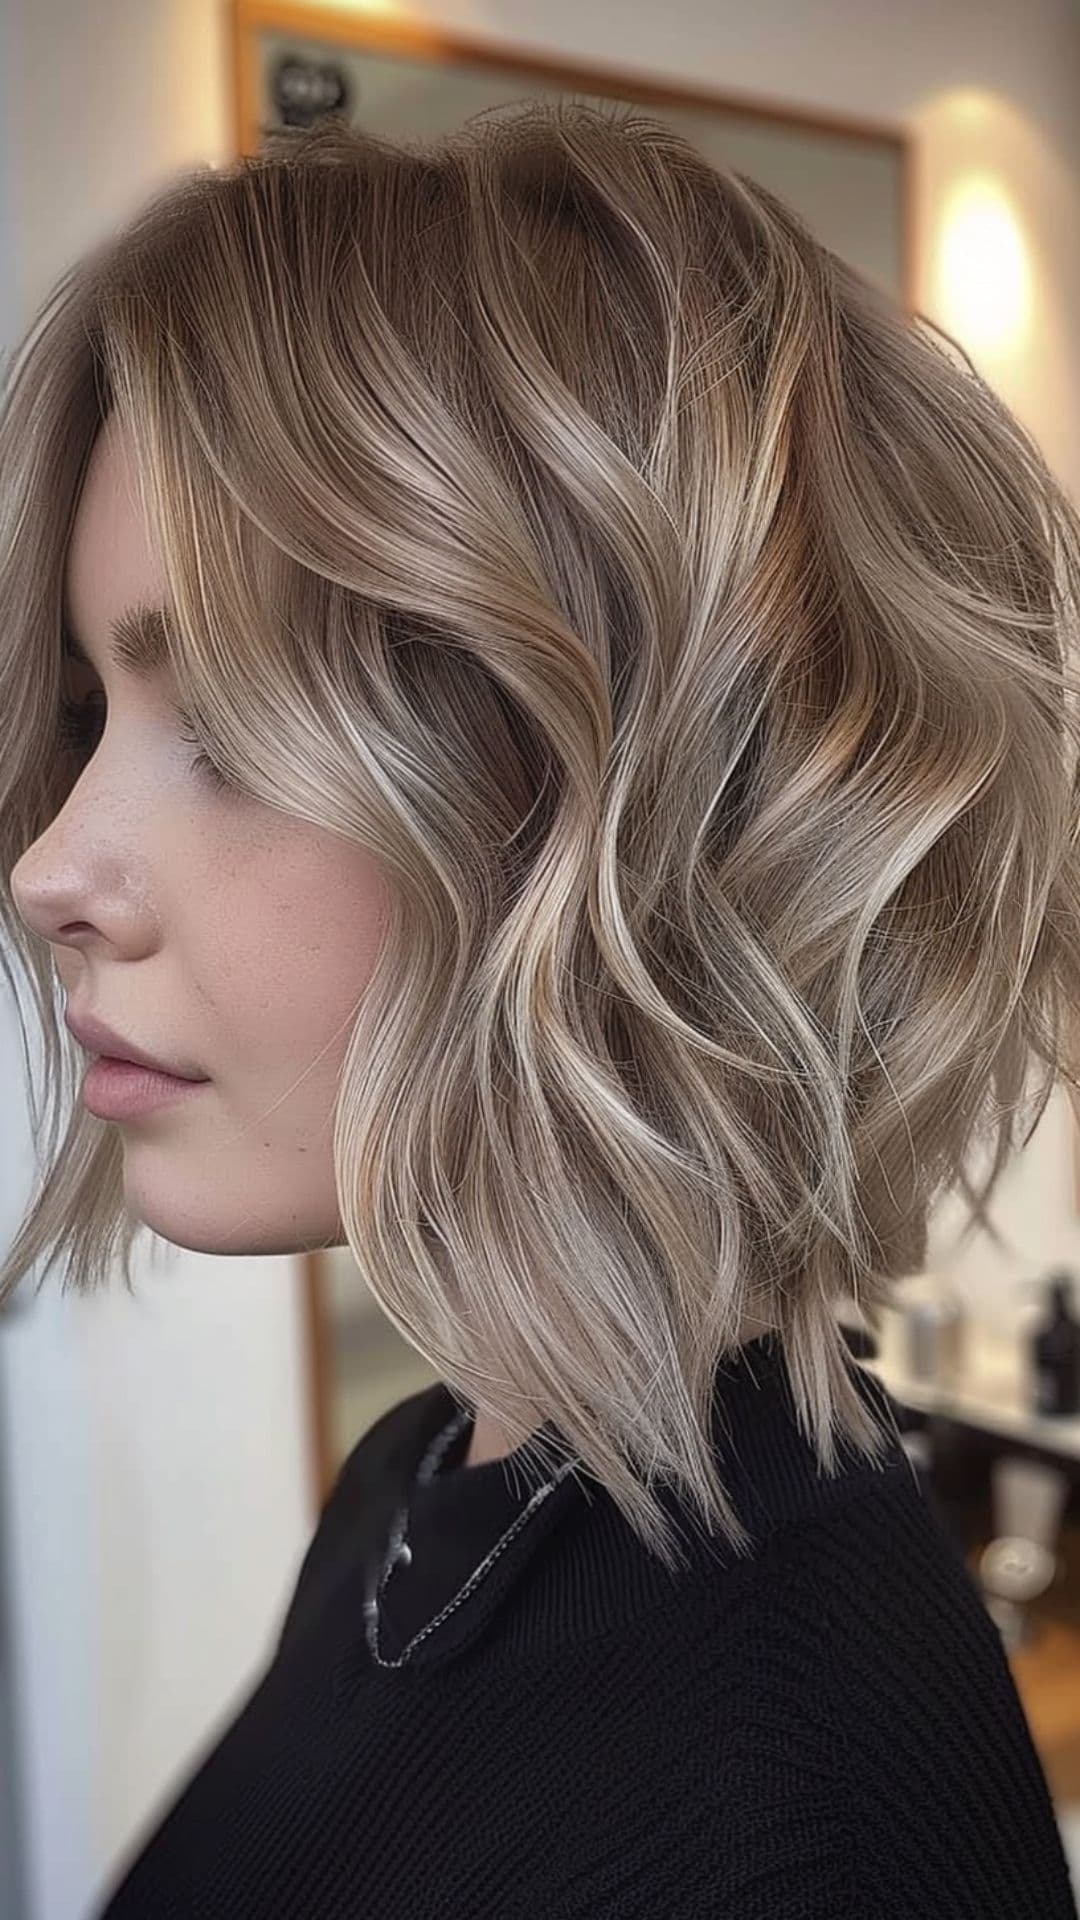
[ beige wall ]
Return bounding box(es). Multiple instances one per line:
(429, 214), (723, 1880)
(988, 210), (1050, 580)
(2, 4), (1080, 1917)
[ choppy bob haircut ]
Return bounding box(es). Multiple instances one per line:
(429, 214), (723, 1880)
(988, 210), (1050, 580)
(3, 96), (1080, 1573)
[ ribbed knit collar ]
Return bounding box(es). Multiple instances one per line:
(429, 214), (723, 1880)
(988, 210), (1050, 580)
(339, 1331), (908, 1683)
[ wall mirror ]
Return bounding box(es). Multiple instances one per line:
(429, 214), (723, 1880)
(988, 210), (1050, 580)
(229, 0), (912, 1504)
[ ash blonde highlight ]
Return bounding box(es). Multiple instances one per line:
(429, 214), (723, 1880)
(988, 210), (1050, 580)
(3, 97), (1080, 1571)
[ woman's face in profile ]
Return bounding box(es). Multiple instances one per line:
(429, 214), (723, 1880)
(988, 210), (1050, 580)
(8, 412), (389, 1260)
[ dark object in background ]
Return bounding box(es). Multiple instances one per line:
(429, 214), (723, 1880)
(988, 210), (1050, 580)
(839, 1319), (879, 1364)
(1031, 1272), (1080, 1417)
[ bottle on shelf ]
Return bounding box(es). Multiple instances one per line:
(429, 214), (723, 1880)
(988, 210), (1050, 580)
(1030, 1270), (1080, 1418)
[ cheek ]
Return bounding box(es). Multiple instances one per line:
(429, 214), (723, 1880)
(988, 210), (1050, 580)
(113, 837), (391, 1256)
(198, 834), (391, 1069)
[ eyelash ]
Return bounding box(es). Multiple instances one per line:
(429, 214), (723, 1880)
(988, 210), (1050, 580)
(56, 693), (231, 793)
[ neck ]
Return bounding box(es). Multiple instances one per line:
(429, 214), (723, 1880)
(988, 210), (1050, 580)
(461, 1311), (778, 1470)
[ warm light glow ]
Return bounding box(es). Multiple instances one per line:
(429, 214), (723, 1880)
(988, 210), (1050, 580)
(934, 175), (1031, 360)
(290, 0), (402, 10)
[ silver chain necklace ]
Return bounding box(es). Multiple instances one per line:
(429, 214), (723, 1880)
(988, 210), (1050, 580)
(363, 1404), (580, 1669)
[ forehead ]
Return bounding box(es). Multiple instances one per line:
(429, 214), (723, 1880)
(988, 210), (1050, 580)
(63, 415), (173, 679)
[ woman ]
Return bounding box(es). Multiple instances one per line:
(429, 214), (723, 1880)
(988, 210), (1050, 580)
(1, 97), (1077, 1917)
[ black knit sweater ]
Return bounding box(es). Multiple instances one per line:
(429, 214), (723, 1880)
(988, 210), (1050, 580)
(94, 1332), (1077, 1917)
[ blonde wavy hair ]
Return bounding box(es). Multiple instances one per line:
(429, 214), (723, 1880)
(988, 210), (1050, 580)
(3, 96), (1080, 1573)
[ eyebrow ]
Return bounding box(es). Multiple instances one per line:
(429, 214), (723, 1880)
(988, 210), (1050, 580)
(61, 601), (175, 682)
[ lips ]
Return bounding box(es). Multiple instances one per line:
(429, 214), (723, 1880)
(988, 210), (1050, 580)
(63, 1007), (208, 1083)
